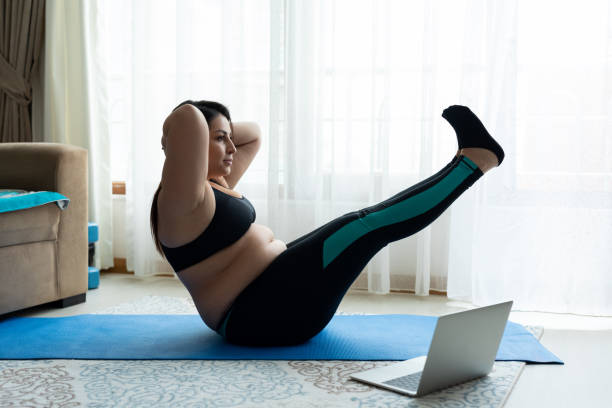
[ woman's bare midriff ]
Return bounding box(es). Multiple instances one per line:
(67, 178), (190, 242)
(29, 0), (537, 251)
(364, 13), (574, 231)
(157, 181), (287, 332)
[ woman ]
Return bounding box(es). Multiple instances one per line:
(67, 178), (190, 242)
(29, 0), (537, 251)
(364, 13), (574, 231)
(151, 100), (503, 346)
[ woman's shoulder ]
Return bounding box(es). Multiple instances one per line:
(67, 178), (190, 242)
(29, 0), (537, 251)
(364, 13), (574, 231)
(157, 181), (216, 248)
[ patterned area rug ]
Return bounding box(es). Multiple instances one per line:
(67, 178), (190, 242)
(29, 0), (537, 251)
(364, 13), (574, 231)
(0, 296), (541, 407)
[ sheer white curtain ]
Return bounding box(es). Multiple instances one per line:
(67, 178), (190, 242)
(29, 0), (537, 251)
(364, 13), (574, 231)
(106, 0), (612, 315)
(448, 0), (612, 316)
(32, 0), (113, 271)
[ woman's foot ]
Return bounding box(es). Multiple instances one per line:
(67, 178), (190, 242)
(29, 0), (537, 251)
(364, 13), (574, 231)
(443, 105), (505, 166)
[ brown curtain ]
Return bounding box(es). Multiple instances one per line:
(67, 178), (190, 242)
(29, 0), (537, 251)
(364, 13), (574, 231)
(0, 0), (45, 143)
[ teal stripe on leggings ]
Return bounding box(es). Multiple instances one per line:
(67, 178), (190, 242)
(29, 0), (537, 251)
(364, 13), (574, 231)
(218, 306), (234, 339)
(322, 156), (479, 268)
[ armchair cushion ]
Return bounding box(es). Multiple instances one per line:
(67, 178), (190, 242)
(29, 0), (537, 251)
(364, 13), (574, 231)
(0, 204), (61, 248)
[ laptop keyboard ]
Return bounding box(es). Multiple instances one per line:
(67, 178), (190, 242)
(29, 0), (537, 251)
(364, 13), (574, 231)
(382, 371), (422, 391)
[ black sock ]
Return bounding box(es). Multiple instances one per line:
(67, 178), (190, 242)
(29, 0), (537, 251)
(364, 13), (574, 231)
(442, 105), (505, 166)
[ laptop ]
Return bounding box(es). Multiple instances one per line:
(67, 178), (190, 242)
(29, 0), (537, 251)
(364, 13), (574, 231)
(350, 300), (513, 397)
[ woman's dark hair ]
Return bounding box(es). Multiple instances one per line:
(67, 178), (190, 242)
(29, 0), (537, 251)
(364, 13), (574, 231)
(150, 100), (233, 259)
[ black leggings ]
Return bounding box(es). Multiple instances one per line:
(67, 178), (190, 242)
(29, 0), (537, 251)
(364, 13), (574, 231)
(217, 154), (483, 346)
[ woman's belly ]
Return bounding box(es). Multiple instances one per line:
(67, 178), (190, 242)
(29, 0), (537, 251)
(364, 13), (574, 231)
(176, 223), (287, 331)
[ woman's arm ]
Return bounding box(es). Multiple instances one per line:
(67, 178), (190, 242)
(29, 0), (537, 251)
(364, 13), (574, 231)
(220, 121), (262, 190)
(231, 122), (261, 147)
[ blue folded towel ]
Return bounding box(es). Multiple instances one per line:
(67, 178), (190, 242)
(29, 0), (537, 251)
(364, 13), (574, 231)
(0, 314), (563, 363)
(0, 189), (70, 213)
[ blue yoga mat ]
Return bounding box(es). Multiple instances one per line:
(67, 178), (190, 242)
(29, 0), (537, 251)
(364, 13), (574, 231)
(0, 314), (563, 363)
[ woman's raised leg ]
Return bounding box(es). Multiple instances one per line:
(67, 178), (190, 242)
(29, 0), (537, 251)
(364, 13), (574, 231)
(285, 149), (462, 249)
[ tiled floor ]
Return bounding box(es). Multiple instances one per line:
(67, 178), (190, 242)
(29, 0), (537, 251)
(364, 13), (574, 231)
(14, 272), (612, 407)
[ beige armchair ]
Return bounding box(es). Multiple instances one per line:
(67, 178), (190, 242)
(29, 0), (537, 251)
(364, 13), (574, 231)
(0, 142), (88, 315)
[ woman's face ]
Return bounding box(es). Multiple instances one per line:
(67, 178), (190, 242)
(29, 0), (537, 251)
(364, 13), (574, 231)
(207, 114), (236, 180)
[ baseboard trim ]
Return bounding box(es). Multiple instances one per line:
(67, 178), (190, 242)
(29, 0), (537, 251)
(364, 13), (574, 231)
(100, 258), (174, 277)
(350, 288), (447, 296)
(100, 258), (130, 274)
(393, 288), (447, 296)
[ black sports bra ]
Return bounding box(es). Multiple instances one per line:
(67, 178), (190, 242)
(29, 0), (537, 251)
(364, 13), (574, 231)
(160, 180), (256, 272)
